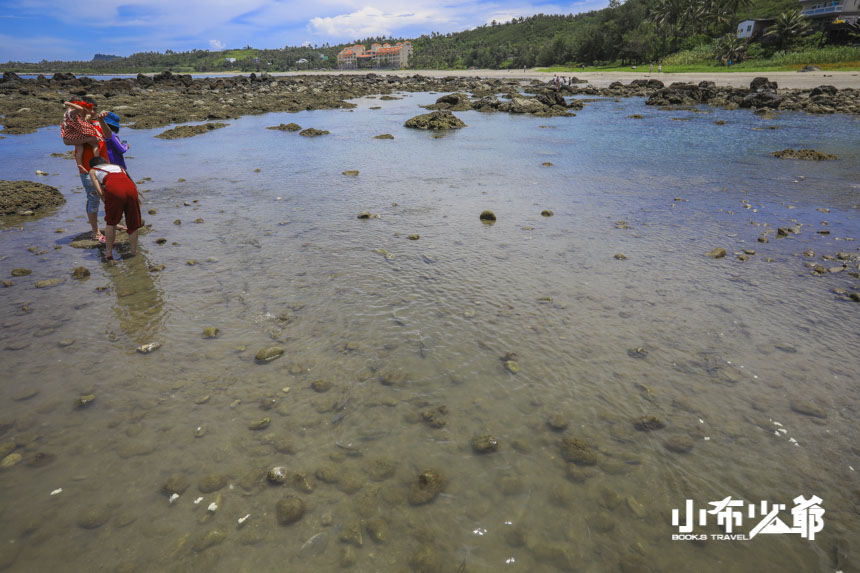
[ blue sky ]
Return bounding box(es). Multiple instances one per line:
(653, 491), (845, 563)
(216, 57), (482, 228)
(0, 0), (608, 62)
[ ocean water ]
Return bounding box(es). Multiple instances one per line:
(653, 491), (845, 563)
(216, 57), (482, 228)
(0, 93), (858, 572)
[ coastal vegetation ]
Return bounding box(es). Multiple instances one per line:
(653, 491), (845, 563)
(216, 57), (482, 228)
(1, 0), (857, 73)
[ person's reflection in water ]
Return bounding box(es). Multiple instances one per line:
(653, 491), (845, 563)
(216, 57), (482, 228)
(103, 251), (166, 346)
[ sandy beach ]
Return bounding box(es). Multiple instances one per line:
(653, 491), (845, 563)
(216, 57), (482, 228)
(275, 68), (860, 90)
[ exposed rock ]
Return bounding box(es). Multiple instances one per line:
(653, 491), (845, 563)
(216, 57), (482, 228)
(479, 210), (496, 222)
(772, 149), (837, 161)
(299, 128), (329, 137)
(155, 122), (228, 139)
(342, 170), (359, 176)
(707, 248), (727, 258)
(11, 268), (31, 277)
(267, 123), (302, 131)
(202, 326), (219, 339)
(404, 110), (466, 130)
(374, 133), (394, 139)
(0, 180), (65, 215)
(267, 466), (288, 484)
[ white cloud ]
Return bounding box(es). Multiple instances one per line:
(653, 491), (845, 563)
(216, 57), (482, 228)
(210, 39), (226, 50)
(308, 6), (447, 39)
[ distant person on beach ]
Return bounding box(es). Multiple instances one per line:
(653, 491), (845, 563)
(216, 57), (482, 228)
(61, 100), (100, 173)
(88, 157), (142, 260)
(649, 63), (653, 73)
(658, 64), (663, 73)
(64, 96), (110, 242)
(102, 112), (129, 170)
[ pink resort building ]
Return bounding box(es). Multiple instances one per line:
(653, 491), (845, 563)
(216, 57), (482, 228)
(337, 41), (413, 69)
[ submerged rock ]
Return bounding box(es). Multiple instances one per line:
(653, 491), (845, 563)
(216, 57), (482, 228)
(310, 379), (332, 393)
(471, 433), (499, 453)
(34, 278), (62, 288)
(193, 529), (226, 552)
(71, 266), (90, 280)
(10, 268), (31, 277)
(790, 399), (827, 419)
(198, 473), (228, 493)
(559, 437), (597, 465)
(408, 469), (447, 505)
(365, 458), (396, 481)
(77, 506), (111, 529)
(255, 346), (284, 362)
(664, 435), (694, 453)
(0, 453), (23, 470)
(365, 516), (389, 543)
(546, 414), (569, 432)
(421, 405), (448, 428)
(162, 474), (190, 495)
(633, 416), (666, 431)
(275, 496), (305, 525)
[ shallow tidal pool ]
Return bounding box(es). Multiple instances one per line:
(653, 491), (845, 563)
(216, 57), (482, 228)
(0, 92), (858, 572)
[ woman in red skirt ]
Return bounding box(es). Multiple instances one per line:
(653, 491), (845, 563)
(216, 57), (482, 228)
(88, 157), (142, 260)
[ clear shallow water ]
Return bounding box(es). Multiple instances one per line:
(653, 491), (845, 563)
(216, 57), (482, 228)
(0, 94), (858, 573)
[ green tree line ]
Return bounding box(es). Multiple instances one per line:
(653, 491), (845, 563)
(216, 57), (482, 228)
(3, 0), (838, 74)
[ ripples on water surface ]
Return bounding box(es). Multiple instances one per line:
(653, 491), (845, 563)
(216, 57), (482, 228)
(0, 93), (858, 572)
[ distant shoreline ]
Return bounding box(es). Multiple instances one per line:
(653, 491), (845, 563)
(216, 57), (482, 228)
(20, 68), (860, 90)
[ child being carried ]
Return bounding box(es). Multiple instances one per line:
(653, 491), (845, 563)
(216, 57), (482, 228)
(61, 100), (101, 171)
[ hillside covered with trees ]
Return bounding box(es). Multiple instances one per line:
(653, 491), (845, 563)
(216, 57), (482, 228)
(2, 0), (855, 74)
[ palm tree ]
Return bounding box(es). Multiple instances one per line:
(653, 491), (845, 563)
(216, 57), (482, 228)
(765, 10), (812, 50)
(714, 33), (747, 63)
